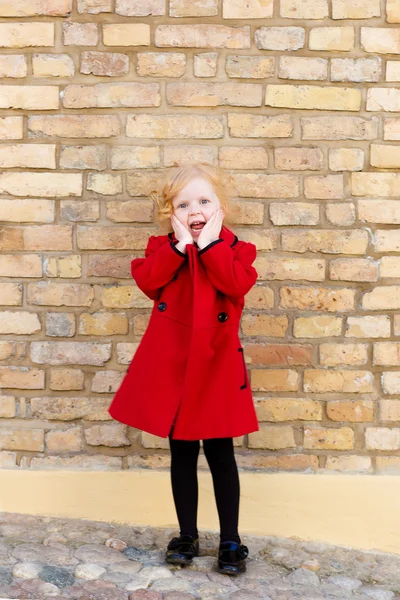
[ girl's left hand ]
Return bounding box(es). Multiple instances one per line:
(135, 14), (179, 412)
(197, 209), (224, 250)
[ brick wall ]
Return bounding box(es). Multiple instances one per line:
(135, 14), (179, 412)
(0, 0), (399, 474)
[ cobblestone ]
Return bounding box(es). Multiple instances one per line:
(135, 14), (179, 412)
(0, 513), (400, 599)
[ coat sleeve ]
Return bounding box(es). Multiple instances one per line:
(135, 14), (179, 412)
(198, 239), (257, 298)
(131, 236), (187, 300)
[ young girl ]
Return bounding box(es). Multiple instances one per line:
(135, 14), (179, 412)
(108, 163), (259, 576)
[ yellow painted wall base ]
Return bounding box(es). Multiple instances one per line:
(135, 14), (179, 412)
(1, 469), (399, 555)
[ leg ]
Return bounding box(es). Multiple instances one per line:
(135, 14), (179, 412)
(202, 437), (240, 543)
(168, 435), (200, 538)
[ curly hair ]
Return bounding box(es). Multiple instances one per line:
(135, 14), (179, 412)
(149, 163), (237, 229)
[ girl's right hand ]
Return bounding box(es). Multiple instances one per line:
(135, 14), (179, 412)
(171, 215), (193, 251)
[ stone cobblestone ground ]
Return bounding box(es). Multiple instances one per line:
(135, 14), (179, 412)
(1, 513), (400, 600)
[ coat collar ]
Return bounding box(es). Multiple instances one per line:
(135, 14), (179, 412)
(168, 225), (238, 248)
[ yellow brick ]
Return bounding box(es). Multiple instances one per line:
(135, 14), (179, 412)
(328, 148), (364, 171)
(0, 144), (55, 169)
(304, 370), (374, 393)
(127, 114), (223, 139)
(380, 400), (400, 422)
(281, 230), (368, 254)
(101, 285), (152, 309)
(0, 311), (40, 335)
(24, 226), (72, 252)
(309, 27), (355, 51)
(232, 173), (299, 198)
(331, 57), (381, 83)
(0, 55), (27, 78)
(304, 427), (354, 450)
(345, 316), (391, 338)
(362, 287), (400, 310)
(79, 312), (128, 336)
(366, 427), (400, 451)
(326, 203), (355, 226)
(103, 23), (150, 47)
(256, 398), (322, 422)
(0, 173), (82, 197)
(327, 400), (373, 422)
(63, 22), (98, 45)
(116, 0), (164, 15)
(219, 146), (268, 170)
(170, 0), (217, 16)
(251, 369), (299, 392)
(0, 200), (54, 223)
(226, 56), (274, 79)
(275, 147), (323, 171)
(256, 256), (325, 282)
(379, 257), (400, 278)
(0, 366), (44, 390)
(49, 369), (84, 391)
(223, 0), (273, 17)
(32, 54), (74, 77)
(27, 282), (94, 307)
(361, 28), (400, 53)
(279, 56), (327, 81)
(374, 342), (400, 366)
(228, 113), (293, 138)
(87, 174), (122, 195)
(77, 226), (155, 250)
(0, 428), (44, 451)
(332, 0), (380, 18)
(248, 426), (296, 450)
(280, 0), (328, 18)
(0, 396), (16, 418)
(137, 53), (186, 77)
(387, 0), (400, 22)
(371, 144), (400, 168)
(155, 24), (250, 49)
(269, 202), (319, 226)
(166, 82), (262, 107)
(320, 343), (368, 366)
(78, 0), (112, 12)
(266, 84), (360, 111)
(302, 116), (377, 140)
(194, 52), (218, 77)
(367, 88), (400, 111)
(280, 286), (356, 312)
(0, 86), (59, 110)
(0, 283), (22, 306)
(294, 316), (342, 338)
(325, 456), (372, 472)
(164, 145), (216, 166)
(0, 0), (72, 15)
(0, 23), (54, 47)
(329, 258), (378, 282)
(110, 146), (160, 170)
(375, 230), (400, 252)
(382, 372), (400, 395)
(0, 117), (23, 140)
(304, 174), (344, 199)
(242, 314), (288, 337)
(63, 83), (160, 109)
(244, 286), (274, 310)
(29, 115), (120, 138)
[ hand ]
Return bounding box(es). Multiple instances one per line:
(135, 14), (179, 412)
(171, 215), (193, 253)
(197, 209), (224, 250)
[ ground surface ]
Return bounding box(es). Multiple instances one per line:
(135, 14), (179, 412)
(0, 513), (399, 600)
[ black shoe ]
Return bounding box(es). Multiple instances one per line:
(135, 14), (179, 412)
(217, 540), (249, 575)
(165, 534), (199, 565)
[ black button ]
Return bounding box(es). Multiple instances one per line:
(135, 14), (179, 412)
(218, 312), (228, 322)
(158, 302), (167, 312)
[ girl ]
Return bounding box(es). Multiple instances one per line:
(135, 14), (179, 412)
(108, 163), (259, 576)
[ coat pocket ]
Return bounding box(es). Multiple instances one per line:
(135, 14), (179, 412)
(238, 347), (248, 390)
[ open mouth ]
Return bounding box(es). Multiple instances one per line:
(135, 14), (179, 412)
(190, 221), (205, 232)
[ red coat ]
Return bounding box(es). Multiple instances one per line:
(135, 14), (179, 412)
(108, 225), (259, 440)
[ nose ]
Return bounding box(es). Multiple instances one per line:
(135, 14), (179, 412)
(189, 207), (201, 216)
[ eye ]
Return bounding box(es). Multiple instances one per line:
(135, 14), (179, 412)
(200, 198), (209, 204)
(178, 203), (187, 209)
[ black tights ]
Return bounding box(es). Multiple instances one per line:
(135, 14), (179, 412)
(168, 436), (241, 544)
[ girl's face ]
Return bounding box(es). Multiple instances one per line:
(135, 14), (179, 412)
(171, 176), (222, 239)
